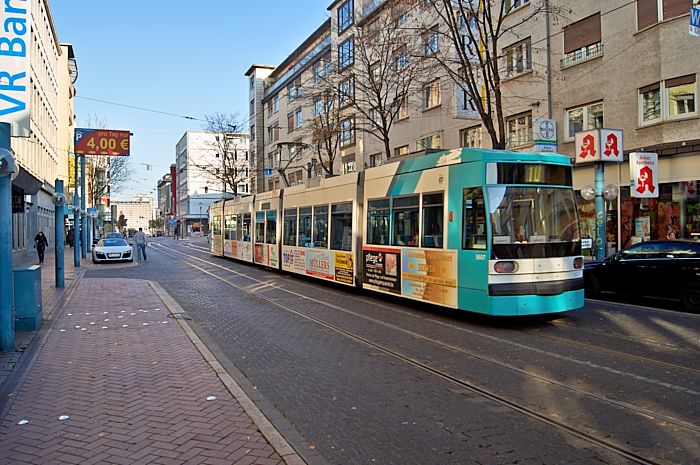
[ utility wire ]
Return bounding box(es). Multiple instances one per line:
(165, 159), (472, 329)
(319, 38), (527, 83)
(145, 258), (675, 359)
(76, 96), (206, 122)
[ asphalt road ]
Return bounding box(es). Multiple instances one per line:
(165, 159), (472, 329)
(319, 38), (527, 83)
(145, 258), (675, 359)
(85, 238), (700, 465)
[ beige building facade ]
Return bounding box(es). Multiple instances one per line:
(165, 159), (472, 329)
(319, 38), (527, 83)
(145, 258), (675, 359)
(247, 0), (699, 252)
(9, 0), (77, 255)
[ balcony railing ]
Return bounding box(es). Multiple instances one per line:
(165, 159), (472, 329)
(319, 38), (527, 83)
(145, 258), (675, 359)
(264, 36), (332, 99)
(561, 42), (604, 69)
(362, 0), (384, 17)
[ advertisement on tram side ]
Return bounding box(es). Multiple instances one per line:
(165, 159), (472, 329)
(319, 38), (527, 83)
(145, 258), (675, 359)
(362, 247), (401, 294)
(401, 249), (458, 307)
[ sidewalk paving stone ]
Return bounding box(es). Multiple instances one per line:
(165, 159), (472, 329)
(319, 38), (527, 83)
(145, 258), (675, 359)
(0, 278), (290, 465)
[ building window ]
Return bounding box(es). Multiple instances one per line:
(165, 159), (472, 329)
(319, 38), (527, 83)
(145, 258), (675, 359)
(424, 26), (440, 55)
(460, 126), (482, 148)
(314, 97), (323, 117)
(504, 38), (531, 77)
(416, 133), (441, 151)
(267, 124), (279, 144)
(287, 112), (295, 133)
(394, 145), (409, 157)
(639, 75), (697, 125)
(273, 94), (279, 113)
(397, 96), (409, 119)
(340, 116), (355, 148)
(314, 54), (332, 83)
(369, 153), (383, 167)
(505, 0), (530, 12)
(561, 13), (602, 68)
(342, 155), (356, 174)
(287, 78), (302, 102)
(566, 101), (604, 139)
(295, 108), (303, 129)
(637, 0), (691, 31)
(506, 112), (533, 148)
(339, 75), (355, 107)
(338, 0), (354, 34)
(423, 80), (441, 110)
(338, 37), (354, 70)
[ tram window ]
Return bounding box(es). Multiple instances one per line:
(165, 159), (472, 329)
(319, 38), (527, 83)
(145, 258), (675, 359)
(367, 199), (390, 245)
(242, 213), (251, 241)
(463, 188), (487, 250)
(255, 212), (265, 243)
(330, 202), (353, 251)
(313, 205), (329, 248)
(392, 195), (419, 246)
(283, 209), (297, 246)
(225, 215), (235, 240)
(422, 192), (443, 248)
(266, 210), (277, 244)
(212, 216), (222, 236)
(298, 207), (312, 247)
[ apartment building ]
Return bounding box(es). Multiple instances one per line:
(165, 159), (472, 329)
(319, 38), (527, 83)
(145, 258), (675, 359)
(175, 131), (251, 236)
(6, 1), (77, 256)
(247, 0), (700, 252)
(113, 195), (153, 234)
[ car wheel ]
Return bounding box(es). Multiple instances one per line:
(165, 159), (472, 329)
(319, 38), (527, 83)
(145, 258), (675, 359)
(681, 283), (700, 313)
(584, 275), (601, 298)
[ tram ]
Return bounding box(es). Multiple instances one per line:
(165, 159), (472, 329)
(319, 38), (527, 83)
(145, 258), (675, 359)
(210, 148), (584, 316)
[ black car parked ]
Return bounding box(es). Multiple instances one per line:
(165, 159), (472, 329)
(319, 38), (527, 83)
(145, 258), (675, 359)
(584, 240), (700, 313)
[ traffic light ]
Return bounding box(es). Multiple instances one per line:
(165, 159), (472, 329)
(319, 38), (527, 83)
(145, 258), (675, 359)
(204, 186), (208, 193)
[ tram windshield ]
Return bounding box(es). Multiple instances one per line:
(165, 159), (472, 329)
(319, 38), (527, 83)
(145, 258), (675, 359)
(488, 186), (580, 259)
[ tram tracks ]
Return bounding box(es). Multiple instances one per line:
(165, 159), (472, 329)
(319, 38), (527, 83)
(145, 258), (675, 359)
(152, 242), (700, 465)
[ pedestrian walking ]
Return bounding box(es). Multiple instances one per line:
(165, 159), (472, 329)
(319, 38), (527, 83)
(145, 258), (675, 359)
(174, 224), (180, 240)
(34, 231), (49, 264)
(66, 227), (74, 248)
(134, 227), (147, 262)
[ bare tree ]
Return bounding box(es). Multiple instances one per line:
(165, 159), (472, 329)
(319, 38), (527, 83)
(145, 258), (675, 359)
(337, 0), (428, 160)
(424, 0), (551, 149)
(199, 112), (249, 196)
(300, 76), (342, 178)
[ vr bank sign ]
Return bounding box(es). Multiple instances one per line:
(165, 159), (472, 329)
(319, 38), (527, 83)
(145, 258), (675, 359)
(691, 6), (700, 37)
(0, 0), (30, 136)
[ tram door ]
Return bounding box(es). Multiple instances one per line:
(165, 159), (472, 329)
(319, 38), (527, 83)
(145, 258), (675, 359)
(457, 186), (490, 312)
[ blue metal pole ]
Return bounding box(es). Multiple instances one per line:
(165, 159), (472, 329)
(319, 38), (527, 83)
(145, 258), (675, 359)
(73, 153), (80, 267)
(87, 216), (92, 252)
(80, 155), (86, 259)
(54, 179), (65, 288)
(595, 162), (606, 261)
(0, 122), (15, 351)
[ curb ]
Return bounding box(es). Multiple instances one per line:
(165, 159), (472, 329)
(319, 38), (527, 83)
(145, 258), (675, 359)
(149, 281), (307, 465)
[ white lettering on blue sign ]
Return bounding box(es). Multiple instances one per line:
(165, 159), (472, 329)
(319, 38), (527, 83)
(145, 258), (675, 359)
(0, 0), (30, 135)
(691, 7), (700, 37)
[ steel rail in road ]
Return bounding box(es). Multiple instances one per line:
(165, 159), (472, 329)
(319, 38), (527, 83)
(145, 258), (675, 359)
(150, 242), (699, 465)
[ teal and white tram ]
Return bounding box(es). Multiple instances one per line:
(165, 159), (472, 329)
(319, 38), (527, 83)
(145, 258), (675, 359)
(210, 148), (584, 316)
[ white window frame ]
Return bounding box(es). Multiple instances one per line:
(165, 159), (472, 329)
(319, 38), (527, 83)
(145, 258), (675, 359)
(506, 112), (533, 148)
(295, 108), (303, 129)
(639, 77), (698, 126)
(460, 126), (482, 148)
(503, 38), (532, 78)
(506, 0), (530, 13)
(423, 80), (441, 110)
(565, 101), (604, 140)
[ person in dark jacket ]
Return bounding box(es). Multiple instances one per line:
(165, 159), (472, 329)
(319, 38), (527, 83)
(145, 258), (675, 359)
(66, 227), (74, 248)
(34, 231), (49, 264)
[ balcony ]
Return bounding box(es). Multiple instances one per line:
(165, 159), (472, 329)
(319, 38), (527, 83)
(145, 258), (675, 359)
(362, 0), (384, 17)
(561, 42), (603, 69)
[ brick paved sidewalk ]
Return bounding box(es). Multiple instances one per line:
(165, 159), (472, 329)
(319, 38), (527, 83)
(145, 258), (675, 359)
(0, 278), (304, 465)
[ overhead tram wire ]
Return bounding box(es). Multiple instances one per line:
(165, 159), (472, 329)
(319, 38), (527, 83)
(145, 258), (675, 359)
(75, 96), (206, 122)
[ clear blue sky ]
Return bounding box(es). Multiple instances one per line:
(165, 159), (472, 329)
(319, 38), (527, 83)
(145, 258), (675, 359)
(51, 1), (330, 199)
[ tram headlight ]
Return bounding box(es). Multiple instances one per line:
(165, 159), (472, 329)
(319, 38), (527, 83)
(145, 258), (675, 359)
(494, 261), (518, 273)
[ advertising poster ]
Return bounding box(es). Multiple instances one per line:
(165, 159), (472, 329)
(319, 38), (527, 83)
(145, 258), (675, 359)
(635, 217), (650, 240)
(268, 244), (279, 268)
(212, 236), (222, 255)
(282, 247), (307, 274)
(362, 247), (401, 294)
(401, 249), (458, 307)
(254, 244), (263, 264)
(306, 249), (334, 280)
(334, 252), (354, 285)
(224, 240), (232, 256)
(239, 241), (253, 262)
